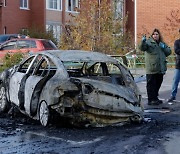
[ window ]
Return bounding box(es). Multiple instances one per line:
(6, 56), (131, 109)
(33, 58), (49, 77)
(26, 55), (42, 74)
(18, 56), (35, 73)
(20, 0), (29, 9)
(66, 0), (80, 12)
(86, 62), (104, 76)
(63, 61), (84, 77)
(29, 40), (36, 48)
(63, 62), (84, 70)
(3, 26), (6, 34)
(4, 0), (7, 7)
(41, 40), (56, 49)
(16, 40), (36, 49)
(107, 63), (121, 75)
(114, 0), (124, 19)
(1, 41), (17, 50)
(46, 0), (62, 11)
(17, 40), (30, 49)
(46, 24), (62, 42)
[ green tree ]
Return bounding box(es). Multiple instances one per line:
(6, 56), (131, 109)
(0, 52), (24, 72)
(59, 0), (134, 55)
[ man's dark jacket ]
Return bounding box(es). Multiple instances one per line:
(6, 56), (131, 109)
(175, 39), (180, 69)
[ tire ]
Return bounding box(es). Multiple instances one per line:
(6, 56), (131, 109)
(130, 114), (143, 124)
(39, 100), (50, 127)
(0, 84), (9, 113)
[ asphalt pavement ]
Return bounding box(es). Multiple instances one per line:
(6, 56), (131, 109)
(133, 68), (180, 154)
(133, 68), (180, 109)
(0, 68), (180, 154)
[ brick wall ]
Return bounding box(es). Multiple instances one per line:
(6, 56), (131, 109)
(0, 0), (45, 34)
(125, 0), (134, 37)
(0, 4), (2, 33)
(30, 0), (45, 30)
(137, 0), (180, 44)
(3, 0), (31, 33)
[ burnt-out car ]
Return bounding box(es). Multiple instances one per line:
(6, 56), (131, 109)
(0, 50), (143, 127)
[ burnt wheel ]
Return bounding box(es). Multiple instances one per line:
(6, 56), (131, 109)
(39, 101), (50, 127)
(0, 84), (9, 113)
(130, 114), (143, 124)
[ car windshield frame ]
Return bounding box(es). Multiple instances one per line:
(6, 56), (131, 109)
(41, 40), (57, 49)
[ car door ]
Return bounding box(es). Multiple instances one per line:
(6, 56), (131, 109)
(23, 56), (51, 115)
(9, 55), (38, 107)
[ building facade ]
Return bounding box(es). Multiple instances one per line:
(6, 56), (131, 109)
(1, 0), (179, 46)
(45, 0), (133, 42)
(45, 0), (81, 41)
(0, 0), (45, 34)
(135, 0), (180, 45)
(0, 0), (132, 42)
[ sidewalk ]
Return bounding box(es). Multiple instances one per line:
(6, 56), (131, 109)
(133, 68), (180, 109)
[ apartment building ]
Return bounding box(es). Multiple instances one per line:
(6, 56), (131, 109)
(0, 0), (133, 42)
(45, 0), (81, 41)
(45, 0), (134, 42)
(1, 0), (179, 45)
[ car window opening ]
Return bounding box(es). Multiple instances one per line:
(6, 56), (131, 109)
(63, 61), (125, 86)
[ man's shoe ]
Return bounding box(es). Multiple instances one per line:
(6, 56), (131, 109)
(148, 100), (162, 105)
(167, 97), (176, 102)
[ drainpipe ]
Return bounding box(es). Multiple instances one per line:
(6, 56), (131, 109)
(134, 0), (137, 47)
(98, 0), (101, 41)
(62, 0), (65, 33)
(0, 1), (3, 34)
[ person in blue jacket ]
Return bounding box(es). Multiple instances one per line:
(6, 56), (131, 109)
(139, 28), (171, 105)
(168, 28), (180, 102)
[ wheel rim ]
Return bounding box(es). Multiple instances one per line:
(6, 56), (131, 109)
(0, 86), (6, 110)
(39, 101), (49, 126)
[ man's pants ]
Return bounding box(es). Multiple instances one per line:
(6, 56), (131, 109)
(146, 74), (163, 101)
(171, 69), (180, 98)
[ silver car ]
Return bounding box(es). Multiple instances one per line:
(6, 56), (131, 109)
(0, 50), (143, 127)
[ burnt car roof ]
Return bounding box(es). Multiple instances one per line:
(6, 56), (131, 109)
(39, 50), (118, 63)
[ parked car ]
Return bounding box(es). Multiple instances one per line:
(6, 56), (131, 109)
(0, 38), (58, 60)
(0, 34), (26, 45)
(0, 50), (143, 127)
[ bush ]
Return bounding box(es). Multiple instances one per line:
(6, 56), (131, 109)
(20, 26), (57, 45)
(0, 52), (24, 73)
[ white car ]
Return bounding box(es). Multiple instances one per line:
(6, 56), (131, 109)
(0, 50), (143, 127)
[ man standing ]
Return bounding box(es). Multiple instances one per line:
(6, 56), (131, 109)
(168, 28), (180, 102)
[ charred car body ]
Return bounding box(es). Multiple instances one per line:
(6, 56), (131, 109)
(0, 50), (143, 127)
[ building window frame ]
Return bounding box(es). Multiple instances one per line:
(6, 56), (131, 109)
(66, 0), (80, 13)
(20, 0), (29, 10)
(114, 0), (124, 20)
(3, 26), (7, 34)
(46, 0), (62, 11)
(46, 24), (62, 42)
(4, 0), (7, 7)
